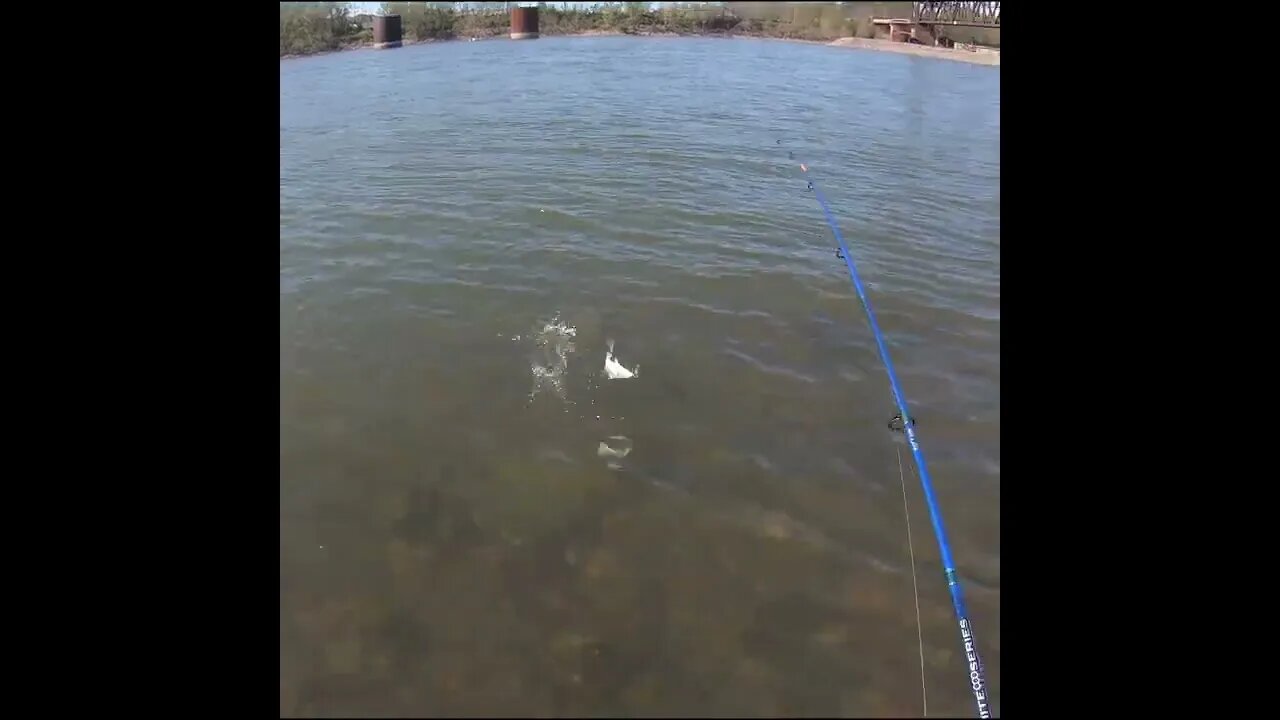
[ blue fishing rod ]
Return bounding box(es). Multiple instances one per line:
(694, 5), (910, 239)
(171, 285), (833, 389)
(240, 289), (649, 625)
(783, 144), (992, 718)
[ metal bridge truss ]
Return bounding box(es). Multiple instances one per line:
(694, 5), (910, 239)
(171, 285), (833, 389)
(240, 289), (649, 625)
(913, 2), (1000, 26)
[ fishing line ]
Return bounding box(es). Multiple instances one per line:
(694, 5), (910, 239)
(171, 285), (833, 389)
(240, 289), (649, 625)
(898, 444), (927, 717)
(777, 139), (992, 718)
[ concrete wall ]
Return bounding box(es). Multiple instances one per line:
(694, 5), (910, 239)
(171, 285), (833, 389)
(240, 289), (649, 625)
(724, 2), (914, 38)
(841, 2), (915, 22)
(935, 25), (1000, 47)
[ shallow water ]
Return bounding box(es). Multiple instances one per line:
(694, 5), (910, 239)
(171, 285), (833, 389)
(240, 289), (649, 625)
(281, 35), (999, 717)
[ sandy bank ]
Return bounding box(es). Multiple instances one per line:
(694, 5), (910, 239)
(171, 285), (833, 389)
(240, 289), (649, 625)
(281, 35), (471, 60)
(826, 36), (999, 66)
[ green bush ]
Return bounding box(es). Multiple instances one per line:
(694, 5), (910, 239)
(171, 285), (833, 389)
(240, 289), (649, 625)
(384, 3), (458, 41)
(280, 2), (364, 56)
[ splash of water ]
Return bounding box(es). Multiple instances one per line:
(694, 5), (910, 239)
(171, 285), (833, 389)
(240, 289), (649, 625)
(528, 313), (577, 403)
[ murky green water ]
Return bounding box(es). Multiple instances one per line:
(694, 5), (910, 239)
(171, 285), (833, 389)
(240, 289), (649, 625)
(281, 36), (999, 717)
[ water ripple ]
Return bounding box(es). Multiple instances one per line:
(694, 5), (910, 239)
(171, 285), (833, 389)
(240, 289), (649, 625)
(282, 36), (999, 718)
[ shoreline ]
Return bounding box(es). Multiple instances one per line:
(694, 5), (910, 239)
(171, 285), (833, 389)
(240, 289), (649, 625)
(824, 36), (999, 66)
(281, 31), (999, 67)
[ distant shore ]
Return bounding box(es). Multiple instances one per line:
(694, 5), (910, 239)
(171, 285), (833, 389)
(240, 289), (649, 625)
(280, 31), (732, 60)
(281, 31), (999, 67)
(824, 36), (999, 66)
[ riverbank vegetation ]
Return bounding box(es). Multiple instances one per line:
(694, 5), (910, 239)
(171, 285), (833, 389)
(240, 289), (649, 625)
(280, 3), (367, 56)
(280, 2), (998, 59)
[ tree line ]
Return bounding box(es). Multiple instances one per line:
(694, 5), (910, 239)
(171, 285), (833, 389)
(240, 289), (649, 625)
(281, 2), (880, 57)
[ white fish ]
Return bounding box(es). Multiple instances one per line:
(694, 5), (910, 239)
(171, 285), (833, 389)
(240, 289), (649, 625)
(603, 339), (638, 380)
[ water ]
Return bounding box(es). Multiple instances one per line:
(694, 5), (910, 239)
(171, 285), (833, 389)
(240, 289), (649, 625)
(281, 36), (999, 718)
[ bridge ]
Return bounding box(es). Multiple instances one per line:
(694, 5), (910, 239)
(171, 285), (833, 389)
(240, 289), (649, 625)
(872, 2), (999, 46)
(912, 2), (999, 27)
